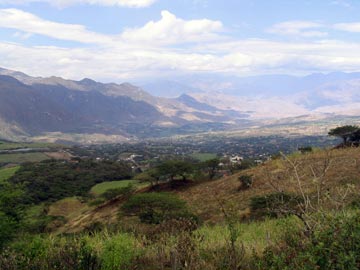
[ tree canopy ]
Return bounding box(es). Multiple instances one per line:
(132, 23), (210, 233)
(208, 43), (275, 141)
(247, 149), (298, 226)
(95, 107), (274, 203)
(328, 125), (359, 144)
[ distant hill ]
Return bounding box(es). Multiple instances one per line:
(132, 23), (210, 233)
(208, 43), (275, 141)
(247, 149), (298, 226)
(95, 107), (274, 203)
(0, 68), (249, 142)
(144, 72), (360, 118)
(2, 67), (360, 142)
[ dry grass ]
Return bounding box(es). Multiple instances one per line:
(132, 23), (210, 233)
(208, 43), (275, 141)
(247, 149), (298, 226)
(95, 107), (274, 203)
(48, 197), (89, 220)
(55, 147), (360, 232)
(178, 147), (360, 223)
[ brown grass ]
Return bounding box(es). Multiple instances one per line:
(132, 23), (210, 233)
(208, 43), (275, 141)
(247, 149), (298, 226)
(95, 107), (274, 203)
(178, 147), (360, 223)
(55, 147), (360, 232)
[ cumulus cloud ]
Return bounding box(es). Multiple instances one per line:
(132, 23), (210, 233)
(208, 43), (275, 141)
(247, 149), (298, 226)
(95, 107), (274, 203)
(267, 21), (328, 38)
(1, 9), (360, 80)
(121, 10), (223, 45)
(0, 9), (223, 47)
(0, 0), (156, 8)
(0, 9), (113, 43)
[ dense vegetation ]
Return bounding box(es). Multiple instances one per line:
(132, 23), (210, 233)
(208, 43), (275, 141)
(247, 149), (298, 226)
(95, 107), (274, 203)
(9, 159), (132, 204)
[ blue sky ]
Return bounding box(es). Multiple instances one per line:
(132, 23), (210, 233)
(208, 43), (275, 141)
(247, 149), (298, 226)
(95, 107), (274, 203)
(0, 0), (360, 82)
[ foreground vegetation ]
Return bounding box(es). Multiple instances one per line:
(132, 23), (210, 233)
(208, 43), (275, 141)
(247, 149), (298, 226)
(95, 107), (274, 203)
(1, 211), (360, 270)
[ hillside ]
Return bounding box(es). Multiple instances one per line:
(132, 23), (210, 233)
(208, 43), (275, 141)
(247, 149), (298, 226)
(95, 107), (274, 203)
(54, 146), (360, 233)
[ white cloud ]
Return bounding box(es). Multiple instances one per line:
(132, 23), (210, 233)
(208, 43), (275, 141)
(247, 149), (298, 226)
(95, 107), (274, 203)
(267, 20), (328, 38)
(0, 9), (223, 47)
(13, 31), (32, 40)
(0, 0), (156, 8)
(121, 10), (223, 45)
(1, 10), (360, 81)
(0, 8), (112, 43)
(334, 22), (360, 32)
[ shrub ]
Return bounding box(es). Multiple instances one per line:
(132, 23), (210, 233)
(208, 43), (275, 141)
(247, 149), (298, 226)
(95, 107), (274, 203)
(122, 192), (194, 224)
(101, 234), (138, 270)
(0, 212), (17, 249)
(238, 175), (253, 190)
(259, 212), (360, 270)
(250, 192), (302, 219)
(298, 146), (313, 153)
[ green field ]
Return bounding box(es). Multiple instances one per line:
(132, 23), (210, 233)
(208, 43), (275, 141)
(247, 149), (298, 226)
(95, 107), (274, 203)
(0, 166), (19, 182)
(0, 141), (61, 150)
(190, 152), (217, 162)
(0, 153), (49, 163)
(91, 180), (147, 195)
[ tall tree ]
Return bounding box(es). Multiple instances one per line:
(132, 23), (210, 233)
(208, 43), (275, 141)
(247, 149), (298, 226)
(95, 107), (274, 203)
(328, 125), (359, 145)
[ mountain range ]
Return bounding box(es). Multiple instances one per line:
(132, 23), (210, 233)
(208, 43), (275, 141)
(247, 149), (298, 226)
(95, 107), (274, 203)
(1, 67), (360, 143)
(0, 67), (249, 142)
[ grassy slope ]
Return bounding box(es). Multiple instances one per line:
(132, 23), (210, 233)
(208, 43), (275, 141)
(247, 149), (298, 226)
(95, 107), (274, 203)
(0, 141), (60, 150)
(91, 180), (146, 195)
(0, 153), (49, 163)
(178, 147), (360, 223)
(0, 166), (19, 182)
(48, 197), (89, 220)
(56, 147), (360, 232)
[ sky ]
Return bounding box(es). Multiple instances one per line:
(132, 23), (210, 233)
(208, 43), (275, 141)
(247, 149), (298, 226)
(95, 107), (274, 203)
(1, 0), (360, 82)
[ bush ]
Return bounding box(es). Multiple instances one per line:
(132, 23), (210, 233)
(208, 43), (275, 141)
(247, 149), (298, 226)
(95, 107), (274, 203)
(2, 235), (100, 270)
(250, 192), (302, 219)
(238, 175), (253, 190)
(259, 212), (360, 270)
(0, 212), (17, 249)
(101, 234), (138, 270)
(298, 146), (313, 153)
(122, 192), (194, 224)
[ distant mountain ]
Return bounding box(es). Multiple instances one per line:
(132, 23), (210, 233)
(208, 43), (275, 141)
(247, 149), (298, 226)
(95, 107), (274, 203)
(0, 75), (165, 137)
(0, 68), (251, 142)
(142, 80), (203, 98)
(2, 67), (360, 143)
(144, 72), (360, 119)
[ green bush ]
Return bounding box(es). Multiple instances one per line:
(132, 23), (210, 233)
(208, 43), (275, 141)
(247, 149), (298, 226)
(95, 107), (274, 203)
(259, 212), (360, 270)
(0, 212), (17, 249)
(4, 236), (100, 270)
(101, 234), (137, 270)
(122, 192), (194, 224)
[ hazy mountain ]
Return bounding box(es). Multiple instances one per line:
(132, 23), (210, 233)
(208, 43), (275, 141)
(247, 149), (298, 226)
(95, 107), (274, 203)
(0, 74), (174, 138)
(145, 72), (360, 118)
(2, 67), (360, 142)
(0, 68), (252, 141)
(142, 80), (203, 98)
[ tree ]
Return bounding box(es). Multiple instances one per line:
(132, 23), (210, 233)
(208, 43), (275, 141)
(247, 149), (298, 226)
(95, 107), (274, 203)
(134, 168), (161, 186)
(157, 160), (194, 181)
(122, 192), (191, 224)
(0, 181), (24, 248)
(328, 125), (359, 145)
(202, 158), (220, 180)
